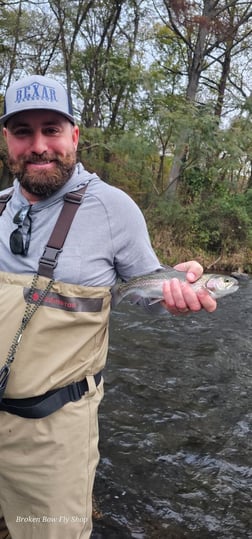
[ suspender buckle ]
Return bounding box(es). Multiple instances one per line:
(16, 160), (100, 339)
(63, 192), (84, 204)
(40, 246), (62, 268)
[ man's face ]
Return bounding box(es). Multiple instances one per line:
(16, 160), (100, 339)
(3, 110), (79, 199)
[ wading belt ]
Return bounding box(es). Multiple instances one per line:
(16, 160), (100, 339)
(0, 372), (102, 418)
(0, 185), (102, 418)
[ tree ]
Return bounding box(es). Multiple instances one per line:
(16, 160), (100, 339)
(71, 0), (145, 130)
(0, 0), (60, 88)
(156, 0), (252, 196)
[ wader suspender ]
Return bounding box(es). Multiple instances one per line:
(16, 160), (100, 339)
(0, 184), (102, 418)
(0, 185), (88, 275)
(38, 188), (87, 279)
(0, 191), (14, 215)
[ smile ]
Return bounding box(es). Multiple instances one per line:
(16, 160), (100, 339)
(26, 161), (56, 168)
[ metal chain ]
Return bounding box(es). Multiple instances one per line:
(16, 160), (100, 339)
(5, 273), (54, 367)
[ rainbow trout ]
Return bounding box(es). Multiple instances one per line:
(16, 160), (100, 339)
(112, 267), (239, 307)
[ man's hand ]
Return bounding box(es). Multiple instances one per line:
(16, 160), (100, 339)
(161, 260), (217, 315)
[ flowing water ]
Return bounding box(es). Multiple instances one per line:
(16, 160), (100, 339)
(92, 277), (252, 539)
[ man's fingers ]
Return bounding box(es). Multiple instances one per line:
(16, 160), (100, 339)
(162, 279), (217, 315)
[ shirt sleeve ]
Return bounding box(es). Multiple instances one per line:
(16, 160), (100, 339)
(109, 188), (161, 281)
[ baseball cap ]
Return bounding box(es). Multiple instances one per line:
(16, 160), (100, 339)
(0, 74), (75, 125)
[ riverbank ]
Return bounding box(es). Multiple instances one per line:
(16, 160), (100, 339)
(150, 227), (252, 274)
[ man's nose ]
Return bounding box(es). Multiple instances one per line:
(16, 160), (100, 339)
(30, 132), (48, 154)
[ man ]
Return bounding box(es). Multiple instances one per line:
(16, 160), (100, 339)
(0, 75), (216, 539)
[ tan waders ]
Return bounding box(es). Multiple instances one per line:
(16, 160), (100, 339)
(0, 187), (112, 538)
(0, 273), (111, 539)
(0, 378), (104, 538)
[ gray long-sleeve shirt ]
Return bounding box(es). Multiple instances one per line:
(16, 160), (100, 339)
(0, 163), (161, 294)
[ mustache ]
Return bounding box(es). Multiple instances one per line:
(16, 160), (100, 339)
(24, 153), (59, 164)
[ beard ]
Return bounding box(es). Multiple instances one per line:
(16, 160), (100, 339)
(8, 151), (76, 198)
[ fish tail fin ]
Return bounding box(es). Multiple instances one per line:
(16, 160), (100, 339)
(111, 283), (123, 308)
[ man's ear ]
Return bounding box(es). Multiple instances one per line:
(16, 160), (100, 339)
(72, 125), (79, 151)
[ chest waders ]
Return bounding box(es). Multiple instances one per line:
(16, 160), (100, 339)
(0, 187), (111, 418)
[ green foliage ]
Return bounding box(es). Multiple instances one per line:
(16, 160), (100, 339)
(78, 127), (157, 205)
(146, 190), (252, 257)
(191, 193), (252, 254)
(180, 168), (212, 200)
(146, 197), (194, 245)
(1, 0), (252, 267)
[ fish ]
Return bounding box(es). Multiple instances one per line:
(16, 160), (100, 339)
(112, 267), (239, 307)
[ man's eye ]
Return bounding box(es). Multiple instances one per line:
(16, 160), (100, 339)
(44, 127), (60, 135)
(13, 129), (31, 136)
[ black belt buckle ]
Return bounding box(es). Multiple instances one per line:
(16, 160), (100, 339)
(0, 365), (10, 402)
(68, 381), (84, 402)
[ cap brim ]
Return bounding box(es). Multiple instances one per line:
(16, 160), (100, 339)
(0, 107), (75, 125)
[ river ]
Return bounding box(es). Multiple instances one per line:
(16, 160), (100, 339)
(92, 277), (252, 539)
